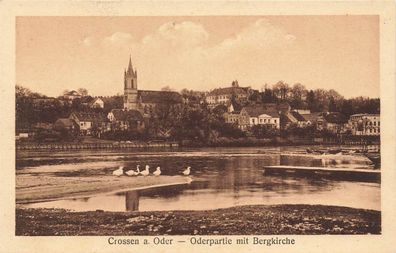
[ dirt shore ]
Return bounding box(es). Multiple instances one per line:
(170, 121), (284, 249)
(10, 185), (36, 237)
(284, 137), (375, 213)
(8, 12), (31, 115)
(16, 204), (380, 235)
(16, 174), (192, 204)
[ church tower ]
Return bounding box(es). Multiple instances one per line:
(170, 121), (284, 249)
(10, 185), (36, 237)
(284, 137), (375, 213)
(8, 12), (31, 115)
(123, 55), (138, 110)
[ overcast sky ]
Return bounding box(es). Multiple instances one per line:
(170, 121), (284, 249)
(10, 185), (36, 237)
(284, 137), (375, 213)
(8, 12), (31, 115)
(16, 16), (379, 98)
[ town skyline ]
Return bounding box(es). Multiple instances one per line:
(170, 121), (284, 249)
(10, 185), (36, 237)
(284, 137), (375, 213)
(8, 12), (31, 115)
(16, 16), (379, 98)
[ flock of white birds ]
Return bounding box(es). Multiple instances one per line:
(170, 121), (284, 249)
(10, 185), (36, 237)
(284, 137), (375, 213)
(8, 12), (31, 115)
(112, 165), (191, 177)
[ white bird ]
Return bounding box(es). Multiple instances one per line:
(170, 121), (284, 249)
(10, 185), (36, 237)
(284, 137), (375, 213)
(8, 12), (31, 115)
(125, 169), (137, 176)
(112, 166), (124, 176)
(153, 166), (161, 176)
(140, 165), (150, 176)
(135, 165), (141, 175)
(182, 166), (191, 176)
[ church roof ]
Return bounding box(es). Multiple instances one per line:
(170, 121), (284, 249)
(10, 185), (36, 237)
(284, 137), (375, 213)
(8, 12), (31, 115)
(138, 90), (183, 104)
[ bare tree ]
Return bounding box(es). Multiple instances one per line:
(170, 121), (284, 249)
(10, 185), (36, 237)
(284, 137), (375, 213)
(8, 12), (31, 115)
(77, 88), (88, 96)
(273, 81), (290, 100)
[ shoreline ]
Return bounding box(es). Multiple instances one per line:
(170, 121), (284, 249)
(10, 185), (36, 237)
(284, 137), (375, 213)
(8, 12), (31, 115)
(16, 138), (380, 151)
(16, 175), (192, 204)
(16, 204), (381, 236)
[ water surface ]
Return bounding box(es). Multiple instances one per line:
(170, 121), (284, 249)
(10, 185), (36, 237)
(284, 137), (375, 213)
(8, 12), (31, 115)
(18, 146), (380, 212)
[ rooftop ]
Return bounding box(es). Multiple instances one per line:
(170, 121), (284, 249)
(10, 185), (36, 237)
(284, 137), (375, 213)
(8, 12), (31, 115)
(138, 90), (183, 104)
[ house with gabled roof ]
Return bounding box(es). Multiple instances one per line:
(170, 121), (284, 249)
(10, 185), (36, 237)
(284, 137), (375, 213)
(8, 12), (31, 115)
(90, 97), (105, 109)
(107, 109), (144, 131)
(316, 112), (348, 134)
(69, 112), (109, 135)
(54, 118), (79, 133)
(223, 100), (243, 125)
(281, 110), (310, 129)
(238, 104), (280, 131)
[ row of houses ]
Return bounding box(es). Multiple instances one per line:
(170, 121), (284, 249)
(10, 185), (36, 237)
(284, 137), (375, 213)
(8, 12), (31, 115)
(205, 81), (380, 136)
(220, 100), (380, 136)
(54, 109), (145, 136)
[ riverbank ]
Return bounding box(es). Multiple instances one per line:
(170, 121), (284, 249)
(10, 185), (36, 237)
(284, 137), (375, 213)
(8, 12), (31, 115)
(16, 174), (192, 204)
(16, 204), (380, 235)
(16, 135), (380, 151)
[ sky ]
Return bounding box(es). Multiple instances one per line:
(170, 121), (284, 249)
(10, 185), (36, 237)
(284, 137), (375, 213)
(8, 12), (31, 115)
(16, 16), (379, 98)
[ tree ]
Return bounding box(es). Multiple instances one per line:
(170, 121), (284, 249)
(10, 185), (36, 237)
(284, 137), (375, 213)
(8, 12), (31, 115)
(340, 100), (354, 117)
(290, 83), (306, 109)
(78, 88), (88, 96)
(260, 86), (277, 103)
(248, 90), (261, 103)
(306, 90), (317, 112)
(272, 81), (290, 100)
(328, 96), (337, 112)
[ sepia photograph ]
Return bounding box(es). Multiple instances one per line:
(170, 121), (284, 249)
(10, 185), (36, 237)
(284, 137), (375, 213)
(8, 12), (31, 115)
(13, 14), (384, 237)
(1, 0), (396, 251)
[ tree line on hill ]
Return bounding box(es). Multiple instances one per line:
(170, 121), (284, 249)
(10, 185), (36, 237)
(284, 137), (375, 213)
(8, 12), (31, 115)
(16, 83), (380, 144)
(257, 81), (379, 117)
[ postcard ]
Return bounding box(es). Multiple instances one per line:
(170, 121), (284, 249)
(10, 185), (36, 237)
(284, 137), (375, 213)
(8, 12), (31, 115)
(0, 1), (395, 253)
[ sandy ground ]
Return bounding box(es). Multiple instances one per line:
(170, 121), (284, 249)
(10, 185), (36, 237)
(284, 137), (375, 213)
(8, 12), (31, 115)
(16, 174), (192, 204)
(16, 205), (380, 235)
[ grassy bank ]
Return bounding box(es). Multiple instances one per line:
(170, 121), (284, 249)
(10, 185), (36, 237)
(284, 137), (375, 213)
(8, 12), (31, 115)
(16, 204), (380, 235)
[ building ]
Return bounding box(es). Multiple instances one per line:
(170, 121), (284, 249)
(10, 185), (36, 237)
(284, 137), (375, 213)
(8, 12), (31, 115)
(90, 98), (105, 109)
(300, 112), (321, 126)
(224, 100), (243, 125)
(205, 80), (253, 108)
(54, 118), (79, 132)
(138, 90), (183, 115)
(107, 109), (145, 131)
(69, 112), (109, 135)
(238, 104), (280, 131)
(281, 110), (309, 129)
(316, 112), (348, 134)
(349, 114), (380, 136)
(123, 56), (182, 113)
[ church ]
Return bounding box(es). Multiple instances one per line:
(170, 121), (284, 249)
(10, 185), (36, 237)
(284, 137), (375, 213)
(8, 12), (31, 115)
(107, 56), (183, 132)
(123, 56), (183, 114)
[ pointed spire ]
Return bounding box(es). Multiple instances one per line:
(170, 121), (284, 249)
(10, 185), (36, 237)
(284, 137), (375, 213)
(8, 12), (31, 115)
(128, 55), (133, 73)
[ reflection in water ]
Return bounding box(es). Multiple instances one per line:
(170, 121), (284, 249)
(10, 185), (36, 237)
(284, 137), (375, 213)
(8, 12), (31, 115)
(20, 148), (380, 212)
(125, 191), (139, 211)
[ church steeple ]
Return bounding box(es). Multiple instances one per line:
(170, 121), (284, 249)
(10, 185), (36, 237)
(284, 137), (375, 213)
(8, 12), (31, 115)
(124, 55), (138, 110)
(127, 55), (135, 76)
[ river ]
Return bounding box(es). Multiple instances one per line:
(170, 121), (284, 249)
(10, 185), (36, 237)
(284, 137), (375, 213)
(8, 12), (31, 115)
(17, 146), (380, 212)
